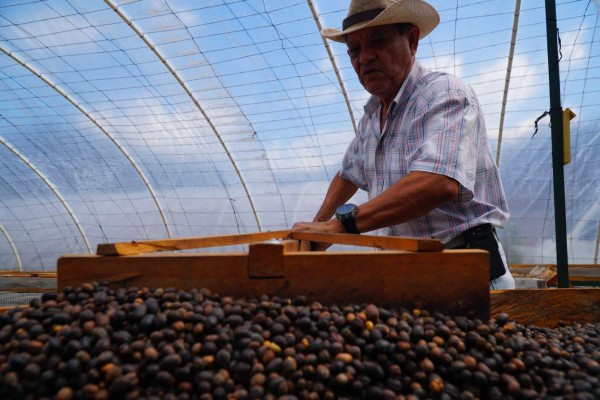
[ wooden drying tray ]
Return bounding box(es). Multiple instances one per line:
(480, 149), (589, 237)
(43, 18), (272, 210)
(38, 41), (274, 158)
(57, 231), (600, 326)
(60, 230), (490, 319)
(490, 288), (599, 327)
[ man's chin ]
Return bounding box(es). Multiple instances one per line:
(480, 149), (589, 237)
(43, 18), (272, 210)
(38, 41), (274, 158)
(363, 82), (386, 96)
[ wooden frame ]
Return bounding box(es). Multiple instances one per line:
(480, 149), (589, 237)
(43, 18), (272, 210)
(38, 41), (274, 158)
(510, 264), (600, 287)
(96, 230), (444, 256)
(0, 271), (57, 292)
(491, 288), (600, 326)
(3, 233), (597, 328)
(59, 236), (490, 320)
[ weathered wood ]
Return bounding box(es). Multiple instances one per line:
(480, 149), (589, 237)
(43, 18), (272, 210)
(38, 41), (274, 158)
(490, 288), (600, 327)
(96, 231), (443, 257)
(248, 241), (285, 278)
(0, 271), (57, 277)
(510, 264), (600, 276)
(58, 249), (490, 319)
(510, 264), (600, 287)
(289, 232), (443, 252)
(298, 240), (312, 251)
(0, 271), (57, 291)
(96, 230), (292, 256)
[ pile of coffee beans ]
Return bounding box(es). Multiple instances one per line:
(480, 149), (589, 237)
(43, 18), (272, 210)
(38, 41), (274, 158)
(0, 283), (599, 399)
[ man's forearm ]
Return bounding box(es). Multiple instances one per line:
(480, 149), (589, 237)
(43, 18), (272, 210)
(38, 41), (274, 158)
(313, 173), (359, 222)
(355, 171), (459, 233)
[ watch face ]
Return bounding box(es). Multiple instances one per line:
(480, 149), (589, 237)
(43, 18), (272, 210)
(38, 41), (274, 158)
(337, 203), (356, 215)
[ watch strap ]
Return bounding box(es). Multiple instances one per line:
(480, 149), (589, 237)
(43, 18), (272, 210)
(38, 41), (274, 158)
(336, 204), (359, 234)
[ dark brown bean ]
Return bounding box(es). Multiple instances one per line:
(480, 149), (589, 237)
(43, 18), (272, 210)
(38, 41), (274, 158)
(0, 282), (598, 400)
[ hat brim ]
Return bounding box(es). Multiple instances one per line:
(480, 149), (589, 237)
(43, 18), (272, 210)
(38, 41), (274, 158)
(321, 0), (440, 43)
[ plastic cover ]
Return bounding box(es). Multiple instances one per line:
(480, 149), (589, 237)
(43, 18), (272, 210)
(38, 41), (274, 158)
(0, 0), (598, 270)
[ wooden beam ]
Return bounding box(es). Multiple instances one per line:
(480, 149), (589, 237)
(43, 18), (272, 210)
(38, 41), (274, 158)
(289, 232), (443, 252)
(96, 230), (291, 256)
(97, 231), (443, 257)
(58, 249), (489, 319)
(247, 242), (286, 278)
(0, 272), (57, 291)
(509, 264), (600, 288)
(0, 271), (57, 278)
(490, 288), (600, 327)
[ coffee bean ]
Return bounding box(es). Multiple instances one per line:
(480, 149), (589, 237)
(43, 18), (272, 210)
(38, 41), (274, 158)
(1, 283), (599, 399)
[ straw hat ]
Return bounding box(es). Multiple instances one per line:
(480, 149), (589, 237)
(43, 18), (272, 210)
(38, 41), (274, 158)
(321, 0), (440, 43)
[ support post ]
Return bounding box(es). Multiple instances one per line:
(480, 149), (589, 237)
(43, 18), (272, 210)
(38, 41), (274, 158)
(544, 0), (569, 287)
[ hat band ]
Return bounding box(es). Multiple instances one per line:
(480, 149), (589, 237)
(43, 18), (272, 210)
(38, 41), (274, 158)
(342, 8), (386, 31)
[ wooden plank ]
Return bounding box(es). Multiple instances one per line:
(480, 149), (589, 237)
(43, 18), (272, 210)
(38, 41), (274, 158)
(96, 230), (291, 256)
(59, 253), (247, 289)
(0, 288), (53, 293)
(247, 242), (285, 278)
(569, 278), (600, 287)
(510, 264), (600, 275)
(509, 264), (600, 288)
(0, 270), (57, 292)
(281, 239), (308, 252)
(289, 232), (444, 252)
(0, 271), (57, 278)
(490, 288), (600, 327)
(299, 240), (312, 251)
(514, 278), (546, 289)
(58, 249), (489, 319)
(527, 265), (557, 282)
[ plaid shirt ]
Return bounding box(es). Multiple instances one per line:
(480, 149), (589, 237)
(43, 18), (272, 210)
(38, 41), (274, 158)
(340, 62), (509, 243)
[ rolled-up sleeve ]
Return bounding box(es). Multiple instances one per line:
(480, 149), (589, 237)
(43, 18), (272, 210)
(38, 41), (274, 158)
(409, 88), (480, 202)
(339, 123), (369, 192)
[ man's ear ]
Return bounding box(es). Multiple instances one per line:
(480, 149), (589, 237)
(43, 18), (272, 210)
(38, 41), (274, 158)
(409, 25), (420, 54)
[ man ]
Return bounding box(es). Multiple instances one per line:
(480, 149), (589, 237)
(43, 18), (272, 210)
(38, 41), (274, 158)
(291, 0), (515, 289)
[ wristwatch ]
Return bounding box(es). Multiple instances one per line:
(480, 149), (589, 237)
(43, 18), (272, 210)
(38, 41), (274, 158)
(335, 203), (359, 234)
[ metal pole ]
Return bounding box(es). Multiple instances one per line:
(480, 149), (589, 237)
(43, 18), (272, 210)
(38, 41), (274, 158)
(307, 0), (358, 133)
(0, 44), (173, 241)
(107, 0), (262, 232)
(0, 138), (92, 255)
(496, 0), (521, 167)
(544, 0), (569, 287)
(594, 220), (600, 265)
(0, 221), (23, 272)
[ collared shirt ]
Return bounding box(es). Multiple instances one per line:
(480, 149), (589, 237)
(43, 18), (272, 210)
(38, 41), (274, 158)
(339, 61), (509, 243)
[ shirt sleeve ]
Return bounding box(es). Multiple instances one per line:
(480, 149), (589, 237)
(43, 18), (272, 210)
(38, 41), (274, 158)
(409, 87), (481, 202)
(339, 120), (369, 192)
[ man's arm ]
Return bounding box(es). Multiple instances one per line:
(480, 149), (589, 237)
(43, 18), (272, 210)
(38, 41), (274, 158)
(292, 170), (458, 235)
(291, 173), (358, 248)
(313, 172), (359, 222)
(353, 170), (459, 233)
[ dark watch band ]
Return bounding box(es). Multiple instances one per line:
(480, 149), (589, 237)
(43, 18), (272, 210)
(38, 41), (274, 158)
(335, 203), (359, 234)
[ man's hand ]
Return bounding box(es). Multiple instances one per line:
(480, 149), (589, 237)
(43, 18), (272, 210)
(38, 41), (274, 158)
(291, 218), (346, 251)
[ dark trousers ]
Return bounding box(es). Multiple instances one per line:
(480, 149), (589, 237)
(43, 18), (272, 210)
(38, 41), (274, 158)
(447, 224), (507, 281)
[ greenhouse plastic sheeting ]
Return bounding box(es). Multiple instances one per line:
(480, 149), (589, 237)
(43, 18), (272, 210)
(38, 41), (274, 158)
(0, 0), (598, 271)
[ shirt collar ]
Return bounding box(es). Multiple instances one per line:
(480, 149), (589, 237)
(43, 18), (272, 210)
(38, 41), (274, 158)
(363, 61), (425, 118)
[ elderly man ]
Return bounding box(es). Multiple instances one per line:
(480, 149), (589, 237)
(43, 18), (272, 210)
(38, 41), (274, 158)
(292, 0), (515, 289)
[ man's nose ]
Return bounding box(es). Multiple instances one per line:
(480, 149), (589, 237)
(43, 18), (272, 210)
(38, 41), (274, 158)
(358, 45), (376, 63)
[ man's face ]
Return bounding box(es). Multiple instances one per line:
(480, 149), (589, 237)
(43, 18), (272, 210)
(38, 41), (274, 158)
(347, 25), (419, 104)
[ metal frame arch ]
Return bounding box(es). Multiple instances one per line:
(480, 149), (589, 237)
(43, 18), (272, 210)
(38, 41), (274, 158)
(0, 44), (173, 239)
(105, 0), (263, 232)
(0, 137), (92, 254)
(0, 220), (23, 272)
(307, 0), (358, 133)
(496, 0), (521, 166)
